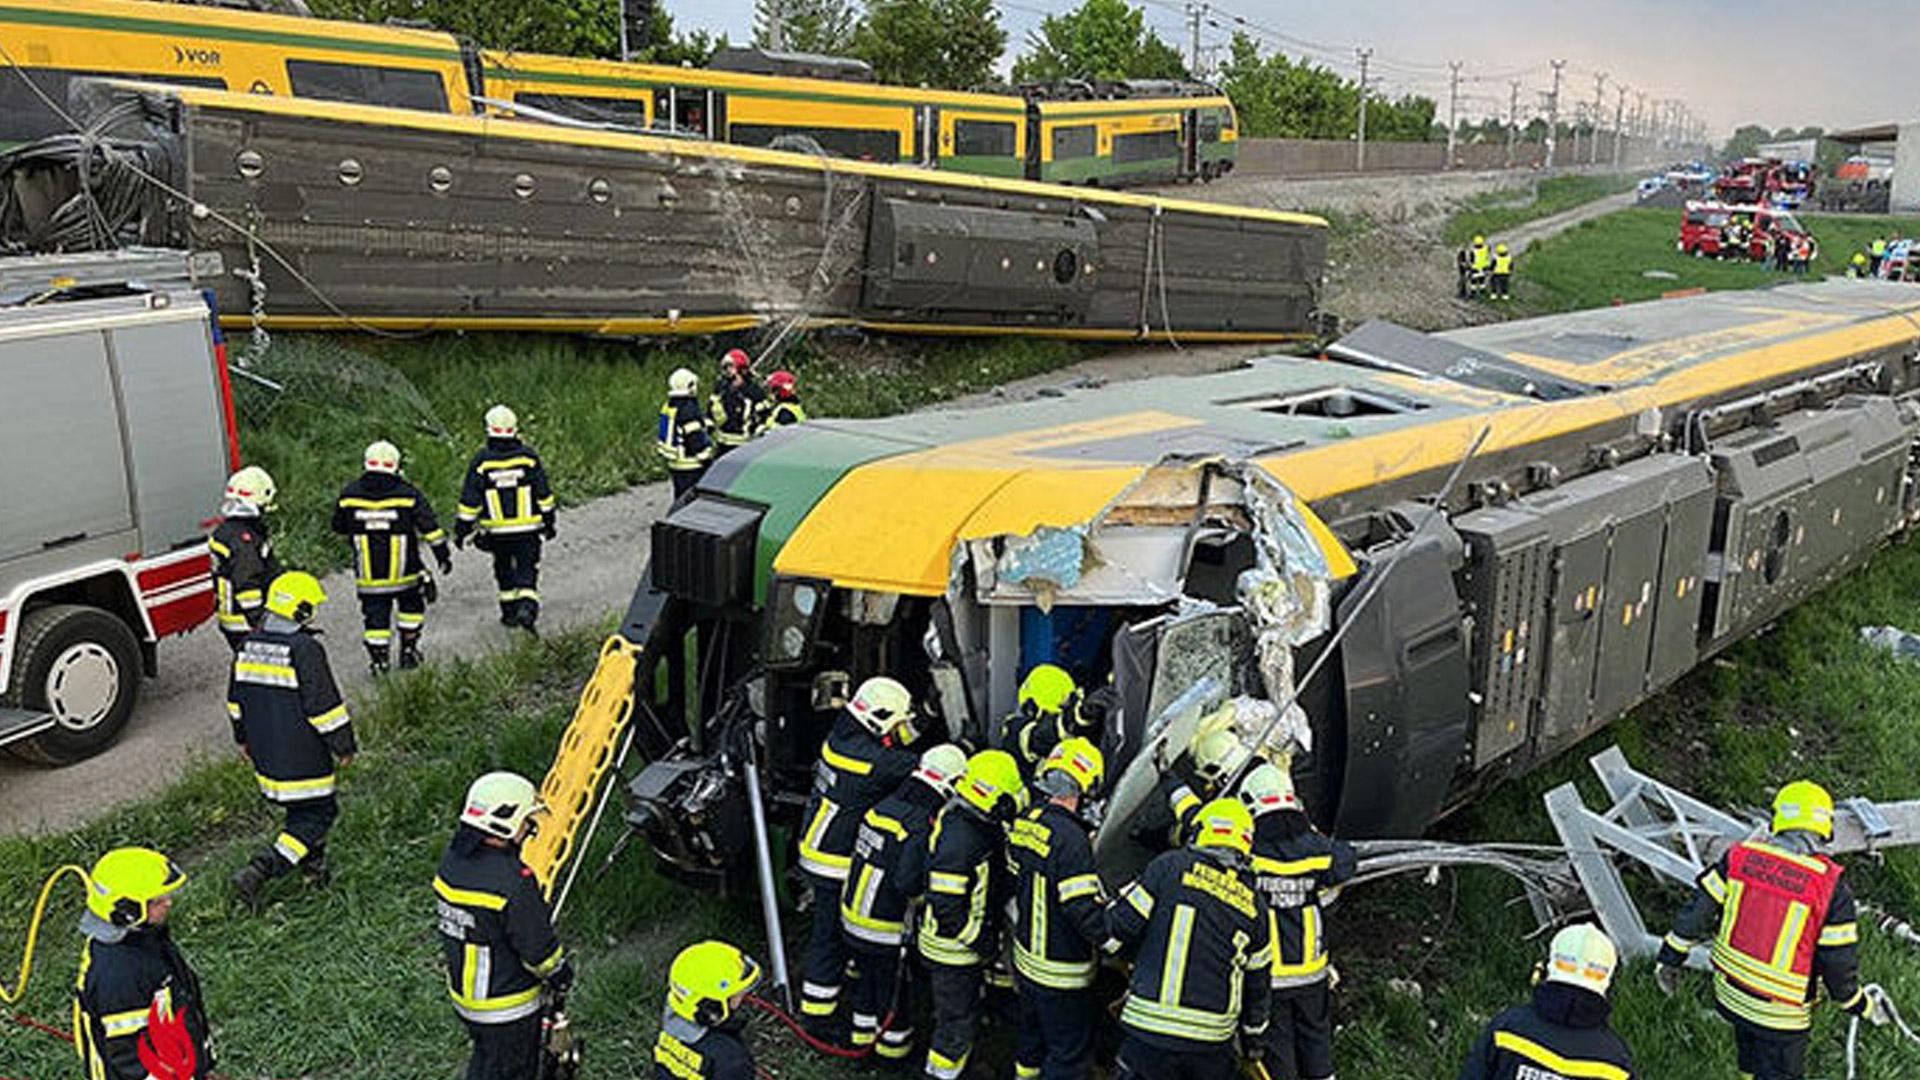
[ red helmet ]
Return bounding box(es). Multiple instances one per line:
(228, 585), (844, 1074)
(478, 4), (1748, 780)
(768, 370), (797, 396)
(721, 348), (752, 374)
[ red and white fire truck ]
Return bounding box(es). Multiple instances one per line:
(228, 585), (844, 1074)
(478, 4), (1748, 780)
(0, 250), (237, 764)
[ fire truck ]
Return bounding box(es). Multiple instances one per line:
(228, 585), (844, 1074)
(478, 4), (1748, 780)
(1713, 158), (1817, 209)
(0, 250), (236, 764)
(1678, 201), (1815, 263)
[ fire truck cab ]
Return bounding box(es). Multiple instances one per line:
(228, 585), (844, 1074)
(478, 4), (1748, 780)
(1678, 201), (1812, 262)
(0, 250), (236, 764)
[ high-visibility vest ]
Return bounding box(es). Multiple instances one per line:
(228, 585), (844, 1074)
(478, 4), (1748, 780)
(1872, 239), (1888, 257)
(1492, 252), (1513, 274)
(1470, 244), (1491, 270)
(1712, 841), (1844, 1006)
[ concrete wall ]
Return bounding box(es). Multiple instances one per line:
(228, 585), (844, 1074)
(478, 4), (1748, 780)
(1234, 133), (1667, 179)
(1893, 123), (1920, 213)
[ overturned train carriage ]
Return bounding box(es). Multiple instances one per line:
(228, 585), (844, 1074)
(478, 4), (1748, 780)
(1, 83), (1326, 339)
(546, 279), (1920, 893)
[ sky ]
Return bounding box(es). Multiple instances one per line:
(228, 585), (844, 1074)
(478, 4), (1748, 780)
(678, 0), (1912, 139)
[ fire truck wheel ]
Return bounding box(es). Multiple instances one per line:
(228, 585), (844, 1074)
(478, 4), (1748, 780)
(5, 604), (142, 765)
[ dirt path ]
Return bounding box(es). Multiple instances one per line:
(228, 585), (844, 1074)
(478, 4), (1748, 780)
(0, 347), (1248, 835)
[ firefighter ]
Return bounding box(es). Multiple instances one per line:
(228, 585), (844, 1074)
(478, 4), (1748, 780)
(1109, 798), (1273, 1080)
(1490, 243), (1514, 301)
(1160, 727), (1249, 837)
(1240, 763), (1355, 1080)
(1655, 780), (1885, 1080)
(840, 743), (969, 1062)
(920, 749), (1029, 1080)
(1455, 245), (1471, 299)
(654, 940), (761, 1080)
(658, 367), (715, 498)
(331, 440), (453, 675)
(709, 349), (767, 455)
(1870, 236), (1888, 274)
(228, 571), (355, 910)
(1457, 923), (1636, 1080)
(455, 405), (557, 633)
(1790, 233), (1813, 275)
(434, 771), (575, 1080)
(799, 676), (924, 1035)
(1849, 252), (1871, 279)
(1467, 235), (1492, 298)
(763, 370), (807, 431)
(209, 466), (280, 654)
(1008, 738), (1114, 1080)
(1001, 663), (1090, 775)
(73, 847), (214, 1080)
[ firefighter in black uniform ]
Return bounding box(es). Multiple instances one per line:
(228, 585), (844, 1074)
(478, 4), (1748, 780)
(654, 940), (761, 1080)
(709, 348), (767, 455)
(332, 440), (452, 674)
(209, 466), (279, 654)
(658, 367), (715, 498)
(1457, 924), (1637, 1080)
(435, 771), (575, 1080)
(1008, 738), (1115, 1080)
(228, 571), (355, 909)
(920, 748), (1028, 1080)
(456, 405), (557, 633)
(1110, 797), (1274, 1080)
(840, 743), (968, 1062)
(763, 370), (807, 430)
(73, 847), (214, 1080)
(1239, 762), (1355, 1080)
(999, 664), (1090, 776)
(798, 676), (923, 1035)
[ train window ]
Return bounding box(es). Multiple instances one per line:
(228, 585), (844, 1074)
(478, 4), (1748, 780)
(514, 93), (647, 128)
(729, 122), (900, 163)
(0, 68), (222, 143)
(953, 119), (1016, 158)
(1113, 129), (1181, 164)
(1051, 124), (1097, 160)
(285, 59), (449, 112)
(1198, 112), (1223, 143)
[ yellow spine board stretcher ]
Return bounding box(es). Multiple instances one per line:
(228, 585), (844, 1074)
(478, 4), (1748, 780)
(522, 636), (642, 897)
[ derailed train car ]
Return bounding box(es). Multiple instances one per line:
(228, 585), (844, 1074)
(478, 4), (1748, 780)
(541, 279), (1920, 895)
(0, 82), (1325, 339)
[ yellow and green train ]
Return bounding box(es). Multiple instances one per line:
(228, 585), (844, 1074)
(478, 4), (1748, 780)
(0, 0), (1237, 186)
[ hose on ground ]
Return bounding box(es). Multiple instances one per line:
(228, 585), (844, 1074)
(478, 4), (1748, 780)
(1, 864), (89, 1005)
(1847, 984), (1920, 1080)
(744, 992), (895, 1061)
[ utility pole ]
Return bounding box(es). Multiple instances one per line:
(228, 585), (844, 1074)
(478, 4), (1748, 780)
(764, 0), (787, 51)
(1613, 85), (1627, 168)
(1545, 59), (1565, 168)
(1591, 72), (1607, 165)
(1185, 3), (1209, 78)
(1355, 47), (1373, 172)
(1506, 79), (1521, 168)
(1446, 61), (1463, 169)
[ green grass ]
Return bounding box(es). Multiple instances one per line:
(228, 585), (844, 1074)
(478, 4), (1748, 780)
(11, 534), (1920, 1078)
(239, 332), (1091, 574)
(1443, 172), (1640, 248)
(1510, 208), (1920, 313)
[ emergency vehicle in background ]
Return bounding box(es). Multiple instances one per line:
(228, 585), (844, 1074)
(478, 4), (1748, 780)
(1677, 201), (1816, 263)
(1713, 158), (1817, 209)
(0, 250), (236, 764)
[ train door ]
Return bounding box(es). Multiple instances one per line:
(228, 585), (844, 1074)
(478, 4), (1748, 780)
(1181, 108), (1200, 180)
(1026, 102), (1044, 181)
(914, 105), (940, 166)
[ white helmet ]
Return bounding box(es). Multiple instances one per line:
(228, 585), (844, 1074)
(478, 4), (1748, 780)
(461, 771), (545, 840)
(1544, 923), (1618, 996)
(364, 440), (401, 475)
(1239, 761), (1300, 816)
(669, 367), (699, 396)
(224, 465), (277, 512)
(485, 404), (518, 438)
(848, 676), (914, 738)
(913, 744), (968, 797)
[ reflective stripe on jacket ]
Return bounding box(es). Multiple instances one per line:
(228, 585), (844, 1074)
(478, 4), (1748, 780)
(435, 836), (565, 1024)
(1109, 846), (1273, 1049)
(227, 624), (354, 801)
(457, 440), (556, 535)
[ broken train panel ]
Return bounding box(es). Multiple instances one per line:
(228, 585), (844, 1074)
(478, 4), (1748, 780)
(542, 278), (1920, 897)
(2, 82), (1327, 339)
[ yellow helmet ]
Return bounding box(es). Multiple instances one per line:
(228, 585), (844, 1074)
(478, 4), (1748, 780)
(958, 748), (1028, 819)
(1544, 922), (1618, 996)
(1472, 234), (1486, 246)
(1239, 761), (1299, 815)
(1018, 664), (1079, 716)
(667, 940), (762, 1027)
(1772, 780), (1835, 840)
(264, 570), (327, 623)
(224, 465), (276, 512)
(1496, 243), (1510, 254)
(363, 440), (401, 475)
(485, 404), (518, 438)
(1036, 737), (1104, 799)
(87, 847), (186, 928)
(1192, 797), (1254, 856)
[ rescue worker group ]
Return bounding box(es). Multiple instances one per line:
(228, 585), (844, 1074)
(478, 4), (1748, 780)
(62, 346), (1893, 1080)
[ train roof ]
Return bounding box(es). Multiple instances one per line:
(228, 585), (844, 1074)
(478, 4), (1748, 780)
(702, 279), (1920, 596)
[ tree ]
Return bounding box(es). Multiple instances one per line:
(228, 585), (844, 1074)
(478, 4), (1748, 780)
(1720, 123), (1773, 161)
(1011, 0), (1188, 84)
(1215, 34), (1433, 142)
(312, 0), (619, 58)
(850, 0), (1006, 89)
(755, 0), (859, 54)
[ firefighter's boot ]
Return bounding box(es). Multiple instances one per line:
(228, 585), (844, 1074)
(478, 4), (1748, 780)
(232, 860), (270, 912)
(365, 642), (390, 677)
(398, 632), (422, 670)
(300, 849), (332, 888)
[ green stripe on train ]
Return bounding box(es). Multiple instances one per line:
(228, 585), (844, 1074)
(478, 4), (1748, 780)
(484, 64), (1026, 116)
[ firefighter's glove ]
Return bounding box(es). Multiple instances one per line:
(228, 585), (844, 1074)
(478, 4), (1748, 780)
(453, 523), (471, 550)
(1654, 962), (1683, 998)
(547, 958), (576, 993)
(436, 549), (454, 576)
(542, 519), (558, 541)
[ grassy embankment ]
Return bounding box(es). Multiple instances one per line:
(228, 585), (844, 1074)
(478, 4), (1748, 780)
(1443, 172), (1640, 249)
(241, 331), (1090, 573)
(1506, 208), (1920, 313)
